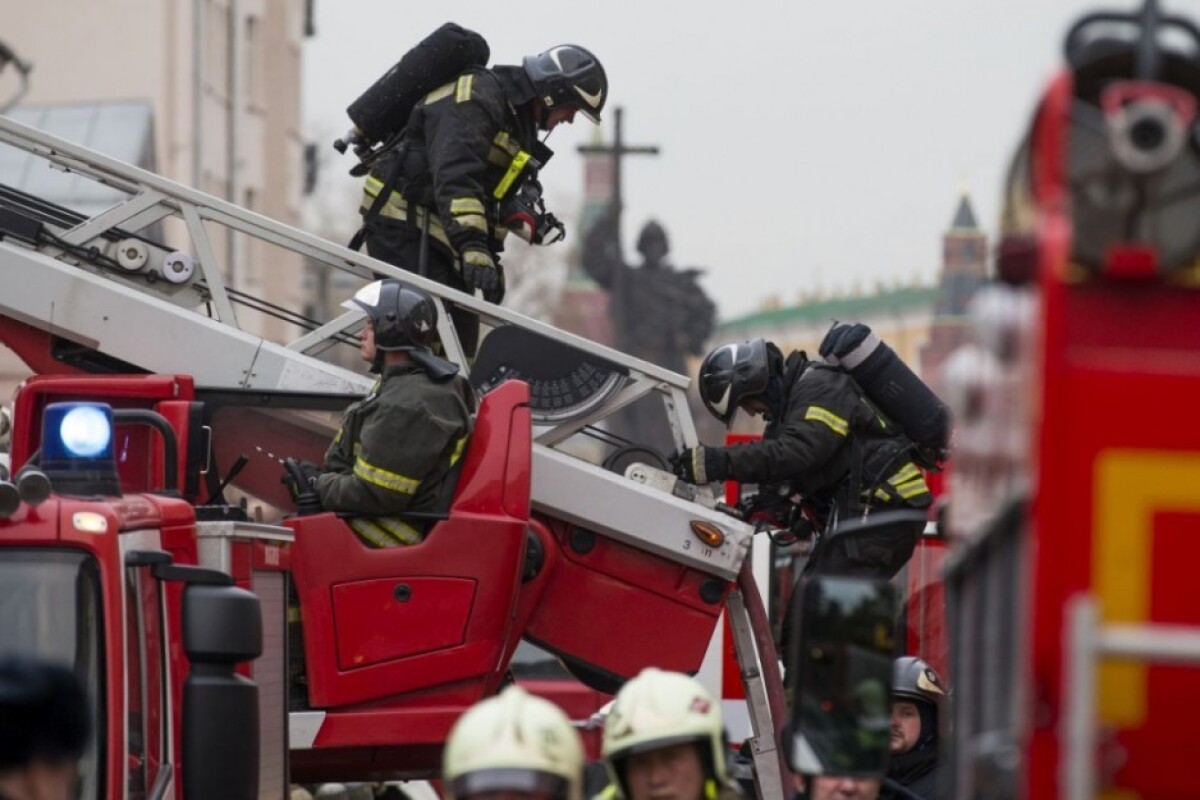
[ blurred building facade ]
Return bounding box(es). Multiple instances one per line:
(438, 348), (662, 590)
(0, 0), (314, 400)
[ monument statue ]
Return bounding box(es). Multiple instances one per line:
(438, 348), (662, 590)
(582, 211), (717, 451)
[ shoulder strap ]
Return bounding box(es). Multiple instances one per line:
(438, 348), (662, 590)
(348, 141), (409, 251)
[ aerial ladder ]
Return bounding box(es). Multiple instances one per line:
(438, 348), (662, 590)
(0, 115), (788, 796)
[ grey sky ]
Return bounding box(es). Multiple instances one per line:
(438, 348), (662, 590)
(302, 0), (1200, 320)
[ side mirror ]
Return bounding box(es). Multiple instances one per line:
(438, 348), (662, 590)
(787, 575), (895, 778)
(182, 581), (262, 800)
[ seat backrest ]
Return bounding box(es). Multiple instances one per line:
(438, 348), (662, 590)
(450, 379), (532, 519)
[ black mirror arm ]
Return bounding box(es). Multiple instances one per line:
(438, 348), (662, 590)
(882, 778), (927, 800)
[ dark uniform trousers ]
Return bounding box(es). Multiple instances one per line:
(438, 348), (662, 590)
(364, 220), (481, 358)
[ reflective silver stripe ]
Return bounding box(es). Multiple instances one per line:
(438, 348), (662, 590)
(835, 332), (880, 370)
(423, 81), (455, 105)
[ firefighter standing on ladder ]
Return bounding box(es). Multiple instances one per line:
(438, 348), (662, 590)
(358, 44), (606, 356)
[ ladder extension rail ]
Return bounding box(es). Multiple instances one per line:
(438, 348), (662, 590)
(0, 114), (693, 446)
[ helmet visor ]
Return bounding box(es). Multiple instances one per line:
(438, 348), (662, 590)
(452, 769), (569, 799)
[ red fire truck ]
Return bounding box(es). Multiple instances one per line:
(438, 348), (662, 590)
(941, 1), (1200, 796)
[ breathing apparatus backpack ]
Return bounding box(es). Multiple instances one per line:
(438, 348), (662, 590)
(333, 23), (490, 171)
(819, 322), (951, 469)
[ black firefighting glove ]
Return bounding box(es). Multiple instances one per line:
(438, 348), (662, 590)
(670, 446), (730, 486)
(460, 247), (504, 303)
(282, 459), (323, 515)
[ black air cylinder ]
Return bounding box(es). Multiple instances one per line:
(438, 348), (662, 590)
(347, 22), (490, 146)
(820, 323), (950, 452)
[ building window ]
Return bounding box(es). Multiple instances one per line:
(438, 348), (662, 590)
(244, 15), (262, 111)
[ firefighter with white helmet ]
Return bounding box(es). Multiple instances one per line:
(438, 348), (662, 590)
(597, 668), (738, 800)
(282, 279), (475, 547)
(443, 684), (584, 800)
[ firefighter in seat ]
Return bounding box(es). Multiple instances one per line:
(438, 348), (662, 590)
(285, 279), (475, 546)
(443, 685), (584, 800)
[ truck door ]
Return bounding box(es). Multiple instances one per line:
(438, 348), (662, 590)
(124, 562), (171, 799)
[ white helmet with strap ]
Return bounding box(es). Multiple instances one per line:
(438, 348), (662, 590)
(601, 668), (728, 799)
(443, 685), (584, 800)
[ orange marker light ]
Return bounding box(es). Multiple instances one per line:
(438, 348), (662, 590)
(690, 521), (725, 548)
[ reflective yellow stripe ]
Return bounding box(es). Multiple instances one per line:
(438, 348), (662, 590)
(893, 477), (930, 500)
(423, 81), (455, 105)
(360, 187), (454, 249)
(450, 198), (485, 216)
(349, 517), (423, 548)
(375, 517), (423, 545)
(449, 435), (469, 467)
(353, 456), (419, 495)
(888, 463), (922, 485)
(487, 146), (513, 167)
(804, 406), (849, 436)
(455, 74), (474, 103)
(454, 213), (488, 233)
(493, 151), (532, 199)
(363, 175), (386, 197)
(461, 249), (494, 268)
(349, 518), (392, 547)
(493, 131), (520, 155)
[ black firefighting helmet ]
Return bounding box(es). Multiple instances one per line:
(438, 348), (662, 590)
(522, 45), (607, 124)
(342, 280), (459, 379)
(892, 656), (946, 753)
(698, 339), (773, 427)
(892, 656), (947, 708)
(343, 279), (437, 352)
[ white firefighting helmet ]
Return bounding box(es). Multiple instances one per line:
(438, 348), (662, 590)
(601, 668), (728, 798)
(443, 685), (584, 800)
(341, 279), (437, 352)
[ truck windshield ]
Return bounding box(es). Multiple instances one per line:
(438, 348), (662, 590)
(0, 549), (105, 799)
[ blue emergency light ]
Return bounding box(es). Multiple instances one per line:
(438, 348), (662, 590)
(40, 402), (121, 496)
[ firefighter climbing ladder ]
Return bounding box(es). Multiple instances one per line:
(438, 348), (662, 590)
(0, 115), (787, 797)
